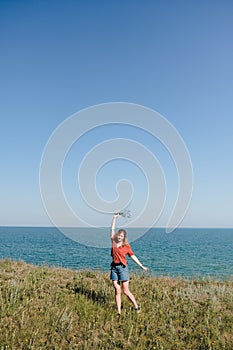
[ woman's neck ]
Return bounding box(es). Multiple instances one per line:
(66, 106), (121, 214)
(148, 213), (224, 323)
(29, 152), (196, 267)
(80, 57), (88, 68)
(114, 241), (123, 248)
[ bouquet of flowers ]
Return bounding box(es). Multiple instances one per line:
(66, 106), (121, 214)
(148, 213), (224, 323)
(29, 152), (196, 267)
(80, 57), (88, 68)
(119, 209), (131, 219)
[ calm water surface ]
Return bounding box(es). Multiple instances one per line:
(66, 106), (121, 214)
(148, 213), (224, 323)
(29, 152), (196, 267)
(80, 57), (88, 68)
(0, 227), (233, 279)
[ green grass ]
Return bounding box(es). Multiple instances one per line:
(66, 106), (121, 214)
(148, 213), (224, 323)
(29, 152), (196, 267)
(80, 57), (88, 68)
(0, 259), (233, 349)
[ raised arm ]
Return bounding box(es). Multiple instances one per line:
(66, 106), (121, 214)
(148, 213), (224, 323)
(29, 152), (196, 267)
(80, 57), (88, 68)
(130, 255), (149, 271)
(111, 213), (119, 239)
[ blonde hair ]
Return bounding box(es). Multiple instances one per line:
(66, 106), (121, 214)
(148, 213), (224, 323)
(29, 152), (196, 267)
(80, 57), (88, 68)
(113, 229), (130, 246)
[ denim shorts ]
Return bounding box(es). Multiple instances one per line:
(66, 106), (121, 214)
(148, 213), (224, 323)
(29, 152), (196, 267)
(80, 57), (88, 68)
(110, 264), (129, 281)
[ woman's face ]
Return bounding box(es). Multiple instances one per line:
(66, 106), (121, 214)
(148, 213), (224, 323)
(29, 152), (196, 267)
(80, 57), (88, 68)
(116, 232), (125, 242)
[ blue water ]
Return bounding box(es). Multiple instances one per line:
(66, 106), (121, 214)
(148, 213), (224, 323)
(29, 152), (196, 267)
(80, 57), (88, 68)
(0, 227), (233, 280)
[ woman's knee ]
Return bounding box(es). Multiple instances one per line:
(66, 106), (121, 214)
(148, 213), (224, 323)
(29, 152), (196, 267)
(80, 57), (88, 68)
(122, 287), (130, 296)
(114, 284), (121, 295)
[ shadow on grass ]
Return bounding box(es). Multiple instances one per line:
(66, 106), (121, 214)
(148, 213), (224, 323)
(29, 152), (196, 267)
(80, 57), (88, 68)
(67, 283), (107, 306)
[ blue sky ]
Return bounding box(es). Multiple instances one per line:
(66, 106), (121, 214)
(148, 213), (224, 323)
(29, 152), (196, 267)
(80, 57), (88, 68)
(1, 0), (233, 228)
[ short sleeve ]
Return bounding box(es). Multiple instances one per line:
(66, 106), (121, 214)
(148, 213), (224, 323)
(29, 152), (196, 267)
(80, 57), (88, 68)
(127, 245), (134, 257)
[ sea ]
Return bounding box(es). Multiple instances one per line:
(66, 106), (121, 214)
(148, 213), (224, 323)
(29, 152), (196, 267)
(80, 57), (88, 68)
(0, 227), (233, 280)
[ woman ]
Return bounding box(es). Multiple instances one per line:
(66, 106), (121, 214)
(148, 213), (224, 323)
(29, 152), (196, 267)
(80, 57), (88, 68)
(110, 213), (149, 315)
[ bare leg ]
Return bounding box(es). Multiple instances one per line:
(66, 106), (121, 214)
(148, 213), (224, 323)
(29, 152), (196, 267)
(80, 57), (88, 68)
(122, 281), (138, 309)
(112, 281), (122, 314)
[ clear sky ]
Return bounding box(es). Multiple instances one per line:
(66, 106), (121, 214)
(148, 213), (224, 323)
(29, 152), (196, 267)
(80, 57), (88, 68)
(1, 0), (233, 228)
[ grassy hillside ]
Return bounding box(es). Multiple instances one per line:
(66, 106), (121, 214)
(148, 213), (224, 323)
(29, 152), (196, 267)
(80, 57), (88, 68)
(0, 259), (233, 349)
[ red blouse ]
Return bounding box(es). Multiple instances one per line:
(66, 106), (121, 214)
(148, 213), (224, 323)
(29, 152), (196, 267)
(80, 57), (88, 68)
(111, 242), (134, 266)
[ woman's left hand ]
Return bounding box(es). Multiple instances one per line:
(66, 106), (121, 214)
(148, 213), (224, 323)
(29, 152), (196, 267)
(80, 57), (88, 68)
(142, 266), (149, 271)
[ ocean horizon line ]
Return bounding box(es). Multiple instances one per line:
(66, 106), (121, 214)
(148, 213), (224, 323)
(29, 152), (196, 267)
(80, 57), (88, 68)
(1, 225), (233, 229)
